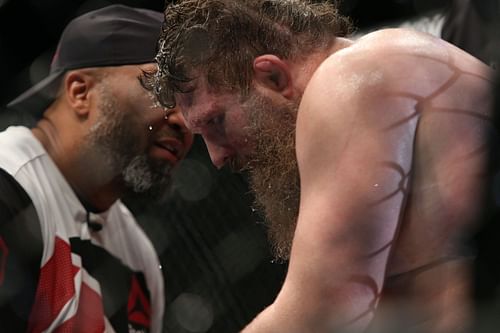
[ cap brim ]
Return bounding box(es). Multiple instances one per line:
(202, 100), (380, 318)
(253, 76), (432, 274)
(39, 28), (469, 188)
(7, 70), (65, 118)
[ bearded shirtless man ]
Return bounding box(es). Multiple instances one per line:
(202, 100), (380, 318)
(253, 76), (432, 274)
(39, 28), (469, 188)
(146, 1), (495, 332)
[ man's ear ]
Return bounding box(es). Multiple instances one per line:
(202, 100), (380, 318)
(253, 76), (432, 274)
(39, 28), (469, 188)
(253, 55), (293, 98)
(64, 70), (94, 117)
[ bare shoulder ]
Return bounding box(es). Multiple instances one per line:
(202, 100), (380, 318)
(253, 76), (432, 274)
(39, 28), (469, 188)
(297, 27), (494, 173)
(339, 28), (486, 72)
(349, 27), (487, 66)
(302, 28), (493, 120)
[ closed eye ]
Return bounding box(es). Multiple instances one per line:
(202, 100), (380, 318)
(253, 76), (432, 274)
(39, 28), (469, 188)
(194, 113), (226, 138)
(206, 114), (225, 127)
(176, 92), (194, 109)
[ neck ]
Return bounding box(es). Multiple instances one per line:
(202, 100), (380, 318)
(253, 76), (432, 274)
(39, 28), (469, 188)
(32, 115), (121, 213)
(75, 183), (122, 213)
(291, 37), (353, 94)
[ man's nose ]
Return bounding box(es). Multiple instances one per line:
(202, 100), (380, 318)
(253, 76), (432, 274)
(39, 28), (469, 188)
(165, 110), (189, 134)
(204, 140), (231, 169)
(166, 110), (194, 149)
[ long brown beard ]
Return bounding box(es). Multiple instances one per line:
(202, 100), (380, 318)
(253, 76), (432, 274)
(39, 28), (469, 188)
(242, 92), (301, 261)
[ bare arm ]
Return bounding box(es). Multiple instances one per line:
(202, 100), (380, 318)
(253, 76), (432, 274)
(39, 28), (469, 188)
(242, 52), (420, 332)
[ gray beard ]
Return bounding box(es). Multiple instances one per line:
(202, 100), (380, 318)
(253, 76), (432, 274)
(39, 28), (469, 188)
(122, 154), (171, 198)
(122, 155), (156, 193)
(82, 83), (172, 201)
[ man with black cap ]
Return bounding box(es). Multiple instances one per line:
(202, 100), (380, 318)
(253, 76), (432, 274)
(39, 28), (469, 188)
(0, 4), (193, 333)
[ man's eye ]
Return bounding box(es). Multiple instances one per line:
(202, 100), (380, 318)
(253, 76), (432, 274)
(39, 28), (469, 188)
(207, 114), (224, 127)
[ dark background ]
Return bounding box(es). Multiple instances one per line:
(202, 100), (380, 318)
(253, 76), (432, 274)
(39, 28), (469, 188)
(0, 0), (451, 108)
(3, 1), (499, 333)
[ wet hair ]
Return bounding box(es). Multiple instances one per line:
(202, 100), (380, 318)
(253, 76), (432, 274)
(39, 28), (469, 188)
(142, 0), (353, 108)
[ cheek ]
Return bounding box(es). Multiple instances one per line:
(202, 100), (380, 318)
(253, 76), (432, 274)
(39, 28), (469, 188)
(135, 100), (165, 127)
(146, 111), (167, 128)
(117, 106), (152, 143)
(225, 117), (254, 153)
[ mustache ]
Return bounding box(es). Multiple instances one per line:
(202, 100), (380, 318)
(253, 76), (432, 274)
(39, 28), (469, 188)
(152, 126), (185, 142)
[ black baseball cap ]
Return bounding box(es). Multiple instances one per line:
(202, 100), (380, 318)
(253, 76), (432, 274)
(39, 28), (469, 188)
(7, 4), (163, 117)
